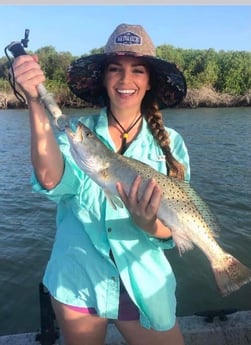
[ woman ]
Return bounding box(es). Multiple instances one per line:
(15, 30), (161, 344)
(13, 23), (190, 345)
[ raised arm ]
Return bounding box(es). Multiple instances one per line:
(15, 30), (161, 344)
(13, 55), (64, 190)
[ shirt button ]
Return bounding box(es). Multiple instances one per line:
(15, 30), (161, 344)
(108, 227), (112, 232)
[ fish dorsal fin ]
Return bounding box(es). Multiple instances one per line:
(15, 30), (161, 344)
(104, 190), (124, 210)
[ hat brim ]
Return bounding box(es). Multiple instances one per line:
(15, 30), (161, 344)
(66, 53), (187, 108)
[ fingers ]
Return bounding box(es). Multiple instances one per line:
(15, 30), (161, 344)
(117, 175), (161, 215)
(117, 176), (161, 232)
(12, 55), (45, 98)
(139, 177), (161, 214)
(116, 181), (129, 207)
(128, 175), (142, 206)
(116, 176), (142, 211)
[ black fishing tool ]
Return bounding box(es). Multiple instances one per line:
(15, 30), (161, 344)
(4, 29), (69, 130)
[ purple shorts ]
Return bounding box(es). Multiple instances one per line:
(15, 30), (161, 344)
(67, 282), (140, 321)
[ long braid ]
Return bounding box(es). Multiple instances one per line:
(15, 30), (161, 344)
(140, 66), (186, 180)
(142, 99), (185, 180)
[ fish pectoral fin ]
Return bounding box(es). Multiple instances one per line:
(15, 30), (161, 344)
(171, 228), (194, 255)
(176, 237), (194, 256)
(158, 216), (194, 255)
(104, 191), (124, 210)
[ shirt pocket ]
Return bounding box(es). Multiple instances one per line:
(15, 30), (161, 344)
(143, 153), (168, 175)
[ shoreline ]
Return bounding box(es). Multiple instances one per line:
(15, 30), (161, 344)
(1, 87), (251, 110)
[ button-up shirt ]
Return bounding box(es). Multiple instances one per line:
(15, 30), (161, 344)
(32, 108), (190, 330)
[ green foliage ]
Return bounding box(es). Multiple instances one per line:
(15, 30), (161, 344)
(0, 44), (250, 97)
(35, 46), (74, 82)
(215, 51), (251, 95)
(156, 44), (185, 70)
(0, 77), (11, 92)
(89, 47), (104, 55)
(0, 56), (10, 79)
(81, 47), (104, 57)
(156, 45), (251, 95)
(182, 49), (219, 89)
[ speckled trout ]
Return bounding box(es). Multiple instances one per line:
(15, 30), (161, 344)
(66, 122), (251, 297)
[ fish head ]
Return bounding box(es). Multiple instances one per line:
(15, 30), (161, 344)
(66, 122), (92, 144)
(65, 122), (110, 176)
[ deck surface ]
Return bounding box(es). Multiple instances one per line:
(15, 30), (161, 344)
(1, 310), (251, 345)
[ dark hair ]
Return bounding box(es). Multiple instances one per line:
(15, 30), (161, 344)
(141, 69), (185, 180)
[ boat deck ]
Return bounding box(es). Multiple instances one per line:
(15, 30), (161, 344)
(1, 310), (251, 345)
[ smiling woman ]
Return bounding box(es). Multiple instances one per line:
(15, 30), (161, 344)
(12, 23), (189, 345)
(103, 56), (151, 153)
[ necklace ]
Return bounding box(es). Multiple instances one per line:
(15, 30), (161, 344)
(109, 110), (142, 154)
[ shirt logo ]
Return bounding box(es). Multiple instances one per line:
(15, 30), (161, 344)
(115, 31), (142, 45)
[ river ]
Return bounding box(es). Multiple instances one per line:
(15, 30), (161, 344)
(0, 107), (250, 335)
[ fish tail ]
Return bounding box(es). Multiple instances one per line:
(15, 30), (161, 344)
(212, 253), (251, 297)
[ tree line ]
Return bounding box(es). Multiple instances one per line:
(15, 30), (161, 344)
(0, 44), (250, 105)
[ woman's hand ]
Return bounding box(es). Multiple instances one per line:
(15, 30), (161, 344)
(116, 175), (172, 238)
(12, 55), (45, 102)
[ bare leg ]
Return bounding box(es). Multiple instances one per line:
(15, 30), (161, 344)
(114, 319), (185, 345)
(51, 297), (109, 345)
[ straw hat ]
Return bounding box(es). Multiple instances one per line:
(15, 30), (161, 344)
(66, 23), (187, 108)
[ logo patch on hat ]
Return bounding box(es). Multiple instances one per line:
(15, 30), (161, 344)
(115, 31), (142, 45)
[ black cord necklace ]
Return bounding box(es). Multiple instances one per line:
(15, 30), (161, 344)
(109, 110), (142, 154)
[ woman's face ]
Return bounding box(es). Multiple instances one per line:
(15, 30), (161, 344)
(103, 55), (151, 112)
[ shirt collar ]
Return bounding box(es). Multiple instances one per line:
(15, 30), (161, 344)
(94, 107), (151, 154)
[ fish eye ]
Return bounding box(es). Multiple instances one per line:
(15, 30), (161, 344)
(86, 130), (93, 137)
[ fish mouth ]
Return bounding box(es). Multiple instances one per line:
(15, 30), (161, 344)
(65, 127), (75, 139)
(65, 127), (82, 144)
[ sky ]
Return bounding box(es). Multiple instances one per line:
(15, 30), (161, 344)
(0, 5), (251, 59)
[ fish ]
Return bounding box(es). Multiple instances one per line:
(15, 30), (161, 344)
(65, 122), (251, 297)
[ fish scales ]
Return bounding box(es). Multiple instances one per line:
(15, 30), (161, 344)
(65, 122), (251, 297)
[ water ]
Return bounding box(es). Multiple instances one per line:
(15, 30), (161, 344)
(0, 107), (251, 335)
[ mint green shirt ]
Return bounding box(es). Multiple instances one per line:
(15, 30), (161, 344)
(32, 108), (190, 331)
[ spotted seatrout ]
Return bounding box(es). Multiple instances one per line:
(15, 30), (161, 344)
(66, 122), (251, 297)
